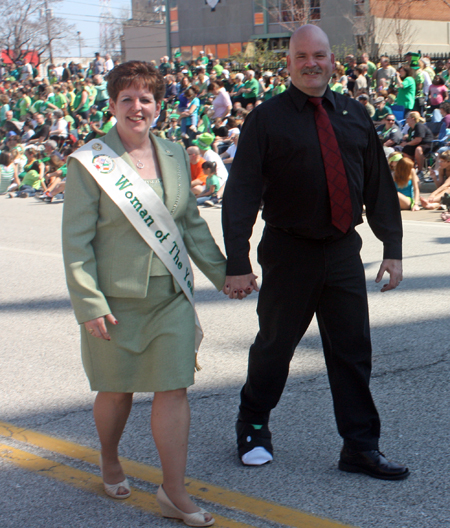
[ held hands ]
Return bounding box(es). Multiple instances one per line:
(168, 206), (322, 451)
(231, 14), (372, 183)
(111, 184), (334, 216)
(223, 273), (259, 300)
(375, 259), (403, 292)
(84, 314), (118, 340)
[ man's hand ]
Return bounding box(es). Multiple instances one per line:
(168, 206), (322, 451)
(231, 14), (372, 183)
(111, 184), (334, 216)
(223, 273), (259, 300)
(375, 259), (402, 292)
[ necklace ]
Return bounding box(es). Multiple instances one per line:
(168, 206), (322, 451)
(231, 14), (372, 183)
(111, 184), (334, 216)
(128, 152), (145, 169)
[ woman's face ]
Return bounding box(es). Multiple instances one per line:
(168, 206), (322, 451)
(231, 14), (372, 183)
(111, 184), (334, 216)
(109, 86), (160, 136)
(440, 158), (450, 169)
(399, 68), (406, 79)
(389, 161), (398, 172)
(406, 115), (416, 128)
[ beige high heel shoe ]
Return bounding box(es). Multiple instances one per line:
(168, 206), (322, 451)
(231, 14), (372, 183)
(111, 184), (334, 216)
(156, 485), (214, 527)
(99, 455), (131, 499)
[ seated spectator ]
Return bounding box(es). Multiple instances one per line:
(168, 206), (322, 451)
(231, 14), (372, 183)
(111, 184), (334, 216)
(186, 146), (206, 195)
(179, 87), (200, 145)
(357, 94), (375, 118)
(329, 73), (343, 93)
(27, 113), (50, 144)
(333, 62), (348, 92)
(272, 75), (287, 96)
(21, 121), (35, 143)
(166, 114), (182, 142)
(353, 65), (368, 96)
(89, 111), (115, 138)
(428, 150), (450, 188)
(192, 132), (228, 190)
(0, 151), (17, 194)
(230, 73), (244, 102)
(428, 75), (448, 111)
(38, 148), (72, 202)
(393, 156), (420, 211)
(377, 114), (403, 147)
(220, 130), (239, 166)
(49, 110), (68, 141)
(400, 111), (433, 175)
(259, 72), (274, 101)
(372, 95), (392, 122)
(8, 146), (45, 198)
(208, 81), (232, 119)
(196, 161), (221, 206)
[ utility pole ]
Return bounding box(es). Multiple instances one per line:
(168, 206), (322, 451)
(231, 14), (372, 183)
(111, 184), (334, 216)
(44, 0), (54, 64)
(77, 31), (82, 57)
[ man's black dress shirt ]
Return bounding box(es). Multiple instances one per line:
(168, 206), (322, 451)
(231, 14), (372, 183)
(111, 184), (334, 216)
(222, 84), (403, 276)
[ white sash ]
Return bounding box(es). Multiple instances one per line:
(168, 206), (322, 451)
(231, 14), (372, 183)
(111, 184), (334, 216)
(70, 139), (203, 354)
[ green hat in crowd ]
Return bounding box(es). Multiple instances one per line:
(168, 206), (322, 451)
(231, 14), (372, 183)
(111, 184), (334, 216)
(192, 133), (215, 150)
(174, 51), (182, 59)
(406, 52), (421, 70)
(170, 113), (180, 120)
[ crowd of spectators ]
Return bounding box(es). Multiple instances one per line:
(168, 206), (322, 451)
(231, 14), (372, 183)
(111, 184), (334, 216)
(3, 49), (450, 213)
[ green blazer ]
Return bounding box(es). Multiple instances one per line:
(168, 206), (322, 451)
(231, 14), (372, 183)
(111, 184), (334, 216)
(62, 126), (226, 324)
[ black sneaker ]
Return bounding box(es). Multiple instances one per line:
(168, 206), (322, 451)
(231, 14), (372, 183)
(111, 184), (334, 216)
(236, 419), (273, 466)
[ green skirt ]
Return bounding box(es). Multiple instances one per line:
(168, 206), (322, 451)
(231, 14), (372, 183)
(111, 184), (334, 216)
(80, 276), (196, 393)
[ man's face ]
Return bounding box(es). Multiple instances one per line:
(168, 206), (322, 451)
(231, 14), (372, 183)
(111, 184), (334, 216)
(36, 114), (44, 124)
(381, 58), (389, 69)
(5, 111), (13, 120)
(287, 30), (334, 97)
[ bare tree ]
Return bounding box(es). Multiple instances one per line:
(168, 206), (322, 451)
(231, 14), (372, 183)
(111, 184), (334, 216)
(372, 0), (414, 56)
(100, 6), (130, 57)
(260, 0), (319, 33)
(0, 0), (76, 65)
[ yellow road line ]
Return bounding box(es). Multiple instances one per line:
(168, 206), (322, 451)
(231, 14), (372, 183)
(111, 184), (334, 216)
(0, 444), (255, 528)
(0, 421), (354, 528)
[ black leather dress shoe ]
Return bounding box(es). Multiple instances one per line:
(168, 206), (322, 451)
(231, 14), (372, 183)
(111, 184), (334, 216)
(339, 446), (410, 480)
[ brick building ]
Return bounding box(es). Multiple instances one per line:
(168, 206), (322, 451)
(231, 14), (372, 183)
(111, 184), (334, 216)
(122, 0), (450, 63)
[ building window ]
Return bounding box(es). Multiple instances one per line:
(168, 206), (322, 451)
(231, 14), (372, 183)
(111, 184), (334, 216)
(355, 0), (365, 17)
(229, 42), (242, 55)
(310, 0), (320, 20)
(253, 0), (264, 25)
(167, 0), (178, 32)
(267, 0), (320, 24)
(217, 43), (230, 58)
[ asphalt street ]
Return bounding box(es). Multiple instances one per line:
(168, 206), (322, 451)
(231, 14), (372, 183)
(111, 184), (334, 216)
(1, 197), (449, 528)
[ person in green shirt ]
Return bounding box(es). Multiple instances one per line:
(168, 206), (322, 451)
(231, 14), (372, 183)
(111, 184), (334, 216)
(362, 53), (376, 79)
(72, 80), (91, 120)
(329, 73), (344, 94)
(372, 96), (392, 122)
(236, 70), (259, 108)
(395, 65), (416, 116)
(90, 111), (115, 138)
(16, 88), (32, 118)
(52, 85), (68, 110)
(212, 59), (224, 77)
(93, 74), (109, 110)
(272, 76), (286, 96)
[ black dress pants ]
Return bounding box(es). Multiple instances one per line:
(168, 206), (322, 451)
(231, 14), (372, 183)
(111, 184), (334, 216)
(239, 226), (381, 451)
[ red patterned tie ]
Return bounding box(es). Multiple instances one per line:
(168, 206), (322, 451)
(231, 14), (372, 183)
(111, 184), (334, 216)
(309, 97), (352, 233)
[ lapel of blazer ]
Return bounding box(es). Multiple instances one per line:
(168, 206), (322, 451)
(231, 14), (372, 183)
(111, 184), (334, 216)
(103, 126), (182, 216)
(149, 133), (182, 217)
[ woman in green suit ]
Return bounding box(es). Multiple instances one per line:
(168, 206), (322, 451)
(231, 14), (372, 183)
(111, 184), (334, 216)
(62, 61), (226, 527)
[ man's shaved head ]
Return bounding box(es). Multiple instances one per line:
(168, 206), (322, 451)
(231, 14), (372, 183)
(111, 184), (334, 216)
(287, 25), (334, 97)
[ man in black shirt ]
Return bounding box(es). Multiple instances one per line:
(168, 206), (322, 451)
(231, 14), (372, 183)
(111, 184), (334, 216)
(28, 114), (49, 144)
(222, 25), (409, 480)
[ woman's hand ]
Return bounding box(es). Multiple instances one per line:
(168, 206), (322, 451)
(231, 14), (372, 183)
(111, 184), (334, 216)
(84, 314), (118, 340)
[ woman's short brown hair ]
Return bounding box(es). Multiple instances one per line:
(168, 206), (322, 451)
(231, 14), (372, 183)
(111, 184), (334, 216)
(107, 61), (165, 103)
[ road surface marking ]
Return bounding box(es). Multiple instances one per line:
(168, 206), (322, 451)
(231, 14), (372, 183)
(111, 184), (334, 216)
(0, 421), (354, 528)
(0, 444), (255, 528)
